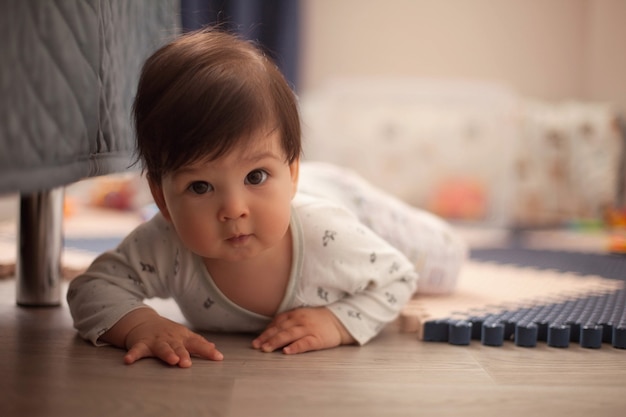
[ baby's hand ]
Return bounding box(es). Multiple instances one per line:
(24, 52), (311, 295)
(252, 307), (356, 354)
(101, 308), (223, 368)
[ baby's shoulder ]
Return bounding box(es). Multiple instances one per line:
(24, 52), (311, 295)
(292, 193), (357, 223)
(292, 193), (366, 246)
(116, 212), (181, 255)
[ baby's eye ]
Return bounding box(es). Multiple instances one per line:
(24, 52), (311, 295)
(245, 169), (268, 185)
(187, 181), (212, 194)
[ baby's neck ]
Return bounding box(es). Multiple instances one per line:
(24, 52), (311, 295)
(203, 232), (293, 317)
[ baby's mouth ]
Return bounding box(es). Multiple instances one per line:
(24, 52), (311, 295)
(226, 234), (251, 245)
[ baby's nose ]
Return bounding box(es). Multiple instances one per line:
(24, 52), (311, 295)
(218, 192), (248, 221)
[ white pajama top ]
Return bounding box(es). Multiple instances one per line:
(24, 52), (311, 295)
(68, 192), (419, 346)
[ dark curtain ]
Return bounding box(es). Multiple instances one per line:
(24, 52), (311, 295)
(181, 0), (300, 91)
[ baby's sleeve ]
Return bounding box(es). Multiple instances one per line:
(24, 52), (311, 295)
(66, 215), (179, 345)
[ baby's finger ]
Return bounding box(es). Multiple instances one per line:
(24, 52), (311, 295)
(252, 329), (274, 349)
(186, 337), (224, 361)
(152, 341), (183, 366)
(173, 345), (193, 368)
(259, 325), (305, 353)
(282, 335), (320, 355)
(124, 342), (152, 365)
(252, 318), (293, 349)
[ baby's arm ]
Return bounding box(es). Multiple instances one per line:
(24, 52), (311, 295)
(67, 215), (222, 367)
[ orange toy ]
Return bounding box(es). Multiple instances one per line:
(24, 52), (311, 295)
(608, 233), (626, 254)
(428, 178), (487, 221)
(90, 176), (137, 211)
(604, 206), (626, 254)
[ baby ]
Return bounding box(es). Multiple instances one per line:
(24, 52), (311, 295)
(67, 29), (465, 368)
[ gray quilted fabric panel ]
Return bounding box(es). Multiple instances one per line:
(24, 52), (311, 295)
(0, 0), (180, 194)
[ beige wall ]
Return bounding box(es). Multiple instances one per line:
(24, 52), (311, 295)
(300, 0), (626, 112)
(585, 0), (626, 110)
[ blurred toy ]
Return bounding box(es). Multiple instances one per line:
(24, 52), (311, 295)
(604, 206), (626, 228)
(90, 175), (137, 211)
(604, 206), (626, 254)
(565, 217), (604, 232)
(428, 178), (487, 221)
(608, 234), (626, 254)
(63, 195), (78, 218)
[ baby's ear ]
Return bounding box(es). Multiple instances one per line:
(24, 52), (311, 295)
(289, 158), (300, 197)
(147, 176), (172, 222)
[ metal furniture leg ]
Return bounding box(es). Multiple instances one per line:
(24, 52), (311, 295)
(16, 188), (64, 307)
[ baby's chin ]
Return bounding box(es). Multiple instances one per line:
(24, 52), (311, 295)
(197, 247), (265, 264)
(194, 235), (285, 263)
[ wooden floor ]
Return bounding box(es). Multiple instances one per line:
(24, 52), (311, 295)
(1, 279), (625, 417)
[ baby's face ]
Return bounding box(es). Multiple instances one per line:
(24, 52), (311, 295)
(151, 129), (298, 263)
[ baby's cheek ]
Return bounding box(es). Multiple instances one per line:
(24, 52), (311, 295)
(264, 209), (291, 240)
(176, 216), (214, 249)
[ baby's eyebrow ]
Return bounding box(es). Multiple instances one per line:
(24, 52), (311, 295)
(241, 151), (282, 164)
(170, 150), (283, 179)
(170, 165), (204, 180)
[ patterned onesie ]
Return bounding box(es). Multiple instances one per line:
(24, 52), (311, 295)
(68, 162), (465, 346)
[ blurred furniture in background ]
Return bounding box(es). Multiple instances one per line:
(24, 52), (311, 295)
(301, 78), (625, 228)
(0, 0), (179, 305)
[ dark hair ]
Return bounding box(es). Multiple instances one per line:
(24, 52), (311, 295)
(132, 28), (301, 181)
